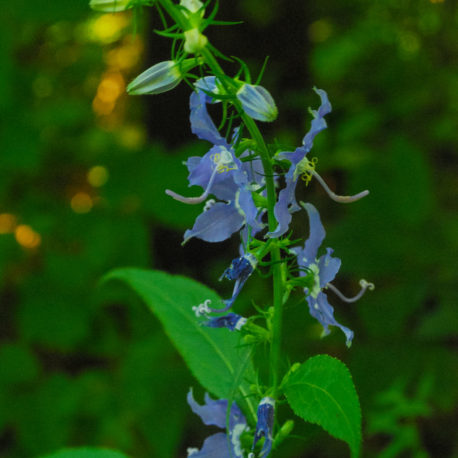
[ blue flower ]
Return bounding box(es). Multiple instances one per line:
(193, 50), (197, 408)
(236, 83), (278, 122)
(268, 88), (370, 238)
(292, 203), (354, 346)
(252, 397), (275, 457)
(166, 79), (267, 243)
(187, 389), (248, 458)
(268, 88), (331, 238)
(204, 312), (247, 331)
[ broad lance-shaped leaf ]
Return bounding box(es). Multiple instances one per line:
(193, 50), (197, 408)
(40, 448), (128, 458)
(104, 268), (256, 420)
(284, 355), (361, 457)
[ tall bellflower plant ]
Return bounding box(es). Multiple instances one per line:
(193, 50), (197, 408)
(93, 1), (374, 456)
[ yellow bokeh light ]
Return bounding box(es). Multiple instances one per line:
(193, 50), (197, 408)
(71, 192), (93, 213)
(0, 213), (17, 234)
(106, 38), (143, 70)
(15, 225), (42, 249)
(429, 0), (444, 3)
(90, 14), (130, 44)
(92, 97), (116, 116)
(87, 165), (109, 187)
(117, 125), (146, 150)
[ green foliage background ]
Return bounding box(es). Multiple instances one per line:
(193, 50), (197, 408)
(0, 0), (456, 456)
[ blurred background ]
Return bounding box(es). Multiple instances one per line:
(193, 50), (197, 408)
(0, 0), (456, 457)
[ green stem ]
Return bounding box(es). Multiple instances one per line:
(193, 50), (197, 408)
(158, 0), (284, 396)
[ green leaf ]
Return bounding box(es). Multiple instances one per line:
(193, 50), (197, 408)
(40, 448), (128, 458)
(284, 355), (361, 457)
(104, 268), (256, 421)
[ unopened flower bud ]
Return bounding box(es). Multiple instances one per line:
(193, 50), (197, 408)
(180, 0), (204, 14)
(236, 83), (278, 122)
(127, 59), (197, 95)
(184, 28), (208, 54)
(89, 0), (132, 12)
(180, 0), (205, 28)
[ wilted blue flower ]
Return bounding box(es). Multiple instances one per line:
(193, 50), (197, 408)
(166, 79), (267, 243)
(292, 203), (354, 346)
(219, 253), (257, 310)
(187, 389), (248, 458)
(252, 397), (275, 457)
(268, 88), (368, 238)
(204, 312), (247, 331)
(127, 60), (197, 95)
(236, 83), (278, 122)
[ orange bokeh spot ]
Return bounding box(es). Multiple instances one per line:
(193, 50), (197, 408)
(93, 72), (125, 116)
(15, 225), (41, 249)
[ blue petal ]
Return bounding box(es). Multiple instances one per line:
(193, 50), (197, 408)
(277, 148), (306, 168)
(228, 402), (248, 457)
(195, 76), (219, 101)
(301, 203), (326, 264)
(317, 248), (341, 287)
(237, 188), (264, 232)
(221, 256), (255, 281)
(302, 88), (332, 153)
(205, 313), (247, 331)
(252, 397), (275, 457)
(184, 202), (244, 243)
(306, 292), (354, 347)
(188, 432), (231, 458)
(314, 87), (332, 117)
(190, 90), (226, 145)
(268, 173), (298, 238)
(187, 389), (227, 428)
(268, 148), (307, 238)
(241, 153), (265, 186)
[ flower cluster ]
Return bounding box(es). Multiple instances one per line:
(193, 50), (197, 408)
(116, 1), (374, 455)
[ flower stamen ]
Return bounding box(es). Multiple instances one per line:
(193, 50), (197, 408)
(192, 299), (212, 316)
(299, 157), (318, 186)
(165, 161), (219, 204)
(311, 170), (369, 203)
(326, 279), (374, 303)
